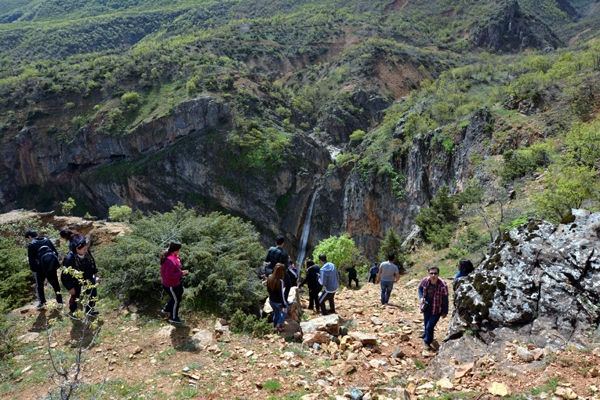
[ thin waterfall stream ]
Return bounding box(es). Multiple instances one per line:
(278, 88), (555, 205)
(296, 189), (319, 269)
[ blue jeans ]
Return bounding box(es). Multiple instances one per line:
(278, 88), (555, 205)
(269, 301), (287, 328)
(423, 308), (442, 345)
(380, 280), (394, 304)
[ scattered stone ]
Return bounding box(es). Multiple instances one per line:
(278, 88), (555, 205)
(300, 314), (342, 336)
(18, 332), (39, 344)
(417, 382), (434, 391)
(516, 346), (534, 362)
(132, 347), (143, 354)
(348, 332), (377, 345)
(555, 387), (578, 399)
(214, 320), (224, 334)
(437, 378), (454, 390)
(303, 331), (330, 346)
(316, 379), (330, 387)
(300, 394), (320, 400)
(245, 350), (254, 357)
(531, 348), (545, 361)
(488, 382), (510, 397)
(191, 329), (213, 348)
(349, 387), (363, 400)
(392, 349), (405, 358)
(455, 362), (474, 379)
(21, 365), (32, 374)
(182, 366), (190, 372)
(371, 317), (383, 325)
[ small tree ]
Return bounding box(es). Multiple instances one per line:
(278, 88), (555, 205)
(61, 197), (76, 216)
(415, 186), (458, 249)
(533, 164), (599, 223)
(121, 91), (140, 110)
(312, 234), (366, 285)
(108, 205), (132, 222)
(47, 267), (103, 399)
(377, 228), (406, 273)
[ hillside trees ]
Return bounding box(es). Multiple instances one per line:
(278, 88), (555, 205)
(96, 204), (265, 316)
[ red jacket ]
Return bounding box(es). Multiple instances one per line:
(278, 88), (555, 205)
(161, 253), (183, 287)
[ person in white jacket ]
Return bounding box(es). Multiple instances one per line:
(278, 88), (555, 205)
(318, 254), (339, 315)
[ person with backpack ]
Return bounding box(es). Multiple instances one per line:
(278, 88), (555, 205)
(267, 263), (288, 333)
(25, 230), (62, 308)
(160, 242), (188, 324)
(417, 266), (449, 351)
(61, 239), (100, 315)
(454, 259), (474, 279)
(368, 262), (379, 283)
(298, 259), (322, 313)
(376, 253), (400, 305)
(318, 254), (339, 315)
(264, 235), (293, 302)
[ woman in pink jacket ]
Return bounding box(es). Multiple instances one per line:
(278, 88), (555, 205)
(160, 242), (188, 324)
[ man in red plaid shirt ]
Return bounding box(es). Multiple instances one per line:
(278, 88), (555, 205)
(417, 266), (449, 351)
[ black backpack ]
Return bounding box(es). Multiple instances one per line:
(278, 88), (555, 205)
(265, 246), (286, 277)
(38, 245), (59, 274)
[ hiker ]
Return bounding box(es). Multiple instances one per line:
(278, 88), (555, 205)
(160, 242), (188, 324)
(346, 265), (359, 288)
(264, 235), (289, 278)
(368, 262), (379, 283)
(62, 239), (100, 315)
(25, 230), (63, 308)
(417, 266), (449, 351)
(454, 259), (474, 280)
(267, 263), (288, 333)
(376, 253), (400, 305)
(287, 256), (299, 286)
(298, 259), (321, 313)
(60, 229), (85, 253)
(318, 254), (338, 315)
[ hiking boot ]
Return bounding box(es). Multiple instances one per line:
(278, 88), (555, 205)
(418, 331), (426, 339)
(160, 308), (171, 314)
(56, 294), (63, 304)
(36, 301), (45, 308)
(168, 317), (185, 324)
(424, 343), (432, 351)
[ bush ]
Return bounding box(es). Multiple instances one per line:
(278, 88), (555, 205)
(500, 147), (550, 181)
(61, 197), (76, 216)
(121, 92), (140, 110)
(108, 205), (132, 222)
(415, 186), (459, 250)
(96, 204), (266, 316)
(0, 237), (30, 314)
(377, 228), (406, 272)
(230, 309), (272, 337)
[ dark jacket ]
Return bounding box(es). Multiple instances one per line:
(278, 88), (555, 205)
(61, 251), (98, 291)
(299, 265), (322, 291)
(267, 278), (288, 306)
(265, 246), (289, 276)
(346, 266), (357, 279)
(27, 237), (58, 272)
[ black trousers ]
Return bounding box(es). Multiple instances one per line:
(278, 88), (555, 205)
(34, 270), (62, 304)
(348, 277), (359, 288)
(308, 288), (321, 312)
(368, 274), (377, 283)
(318, 291), (336, 315)
(163, 284), (184, 320)
(68, 278), (97, 313)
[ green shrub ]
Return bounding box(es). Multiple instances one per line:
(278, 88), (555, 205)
(61, 197), (76, 216)
(121, 92), (140, 110)
(230, 309), (272, 337)
(377, 227), (406, 272)
(96, 204), (265, 316)
(0, 237), (30, 314)
(415, 186), (459, 250)
(108, 204), (132, 222)
(500, 147), (550, 181)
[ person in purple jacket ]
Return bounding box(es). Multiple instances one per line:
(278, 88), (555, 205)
(160, 242), (188, 324)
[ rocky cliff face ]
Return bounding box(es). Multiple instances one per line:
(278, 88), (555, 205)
(309, 109), (494, 259)
(425, 209), (600, 380)
(0, 95), (332, 246)
(473, 1), (563, 51)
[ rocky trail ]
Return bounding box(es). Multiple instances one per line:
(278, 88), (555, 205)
(6, 272), (600, 400)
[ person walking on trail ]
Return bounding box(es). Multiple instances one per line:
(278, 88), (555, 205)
(318, 254), (338, 315)
(287, 256), (299, 287)
(62, 239), (100, 315)
(417, 266), (449, 351)
(25, 230), (63, 308)
(376, 253), (400, 305)
(298, 259), (322, 313)
(346, 265), (359, 288)
(267, 263), (288, 333)
(160, 242), (188, 324)
(368, 262), (379, 283)
(264, 235), (289, 278)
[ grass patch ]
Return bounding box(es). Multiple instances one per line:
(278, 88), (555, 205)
(263, 379), (282, 392)
(414, 359), (426, 369)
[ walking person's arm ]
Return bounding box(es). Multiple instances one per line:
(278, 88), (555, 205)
(375, 267), (382, 284)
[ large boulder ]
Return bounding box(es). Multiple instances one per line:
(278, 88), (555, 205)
(448, 209), (600, 348)
(300, 314), (343, 336)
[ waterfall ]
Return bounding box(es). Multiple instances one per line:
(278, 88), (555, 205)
(296, 189), (318, 269)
